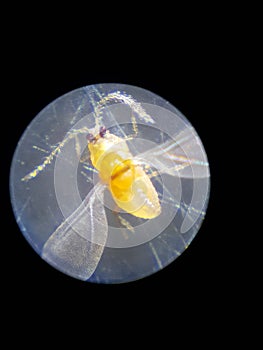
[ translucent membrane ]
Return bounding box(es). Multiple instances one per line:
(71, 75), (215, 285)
(10, 84), (210, 283)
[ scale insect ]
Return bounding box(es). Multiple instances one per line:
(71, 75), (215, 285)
(87, 125), (161, 219)
(19, 89), (209, 281)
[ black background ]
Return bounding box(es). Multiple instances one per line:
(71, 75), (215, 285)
(5, 64), (223, 300)
(2, 7), (239, 340)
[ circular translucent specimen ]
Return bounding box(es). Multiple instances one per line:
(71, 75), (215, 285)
(10, 83), (210, 283)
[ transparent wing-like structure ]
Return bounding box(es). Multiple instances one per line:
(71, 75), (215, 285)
(42, 183), (107, 281)
(135, 126), (209, 179)
(134, 126), (210, 234)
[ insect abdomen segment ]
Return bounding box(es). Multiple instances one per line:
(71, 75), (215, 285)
(88, 131), (161, 219)
(110, 161), (161, 219)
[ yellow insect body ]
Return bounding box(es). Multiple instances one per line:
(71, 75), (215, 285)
(88, 131), (161, 219)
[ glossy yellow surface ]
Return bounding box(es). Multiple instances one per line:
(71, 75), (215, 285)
(88, 131), (161, 219)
